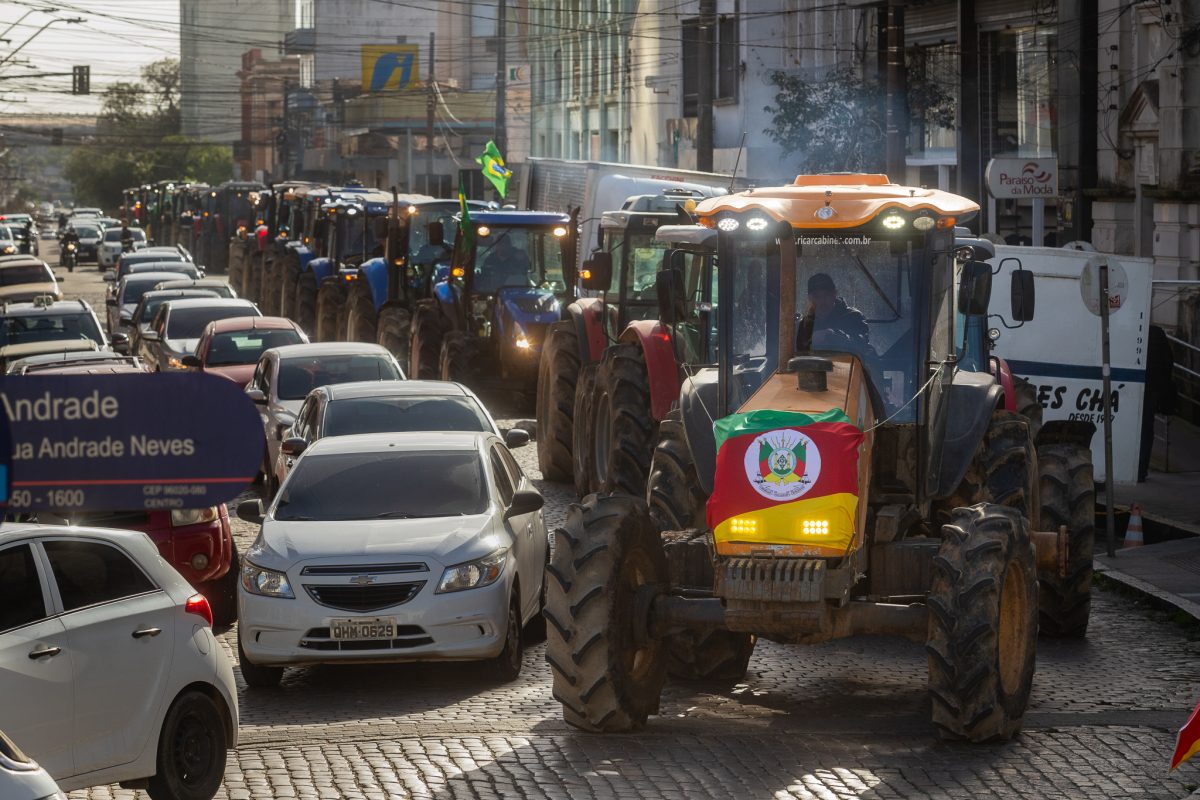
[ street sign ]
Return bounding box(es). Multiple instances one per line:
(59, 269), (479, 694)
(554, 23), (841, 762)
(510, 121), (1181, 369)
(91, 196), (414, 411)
(984, 157), (1058, 198)
(361, 44), (421, 93)
(1080, 256), (1129, 316)
(0, 373), (263, 512)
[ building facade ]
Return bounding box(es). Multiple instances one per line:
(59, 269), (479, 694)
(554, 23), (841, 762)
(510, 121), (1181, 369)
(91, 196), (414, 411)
(236, 49), (301, 181)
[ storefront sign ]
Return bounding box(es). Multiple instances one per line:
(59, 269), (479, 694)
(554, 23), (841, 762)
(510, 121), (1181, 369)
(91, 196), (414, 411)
(985, 158), (1059, 199)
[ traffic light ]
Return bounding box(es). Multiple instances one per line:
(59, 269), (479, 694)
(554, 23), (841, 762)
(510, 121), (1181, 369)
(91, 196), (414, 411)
(72, 65), (90, 95)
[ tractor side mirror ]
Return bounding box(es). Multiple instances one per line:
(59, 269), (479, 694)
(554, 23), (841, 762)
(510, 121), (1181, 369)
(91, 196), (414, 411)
(655, 268), (687, 326)
(428, 221), (444, 247)
(1010, 265), (1035, 322)
(581, 251), (612, 291)
(957, 261), (992, 316)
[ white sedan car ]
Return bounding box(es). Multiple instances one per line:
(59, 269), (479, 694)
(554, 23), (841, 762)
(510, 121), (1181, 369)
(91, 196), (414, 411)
(236, 431), (547, 688)
(0, 525), (238, 798)
(98, 226), (147, 267)
(0, 729), (63, 800)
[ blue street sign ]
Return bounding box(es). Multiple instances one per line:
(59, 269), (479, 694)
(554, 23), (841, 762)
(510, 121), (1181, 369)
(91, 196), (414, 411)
(0, 373), (263, 512)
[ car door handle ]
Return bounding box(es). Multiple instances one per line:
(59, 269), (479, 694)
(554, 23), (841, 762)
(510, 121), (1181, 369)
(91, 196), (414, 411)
(131, 627), (162, 639)
(28, 645), (61, 660)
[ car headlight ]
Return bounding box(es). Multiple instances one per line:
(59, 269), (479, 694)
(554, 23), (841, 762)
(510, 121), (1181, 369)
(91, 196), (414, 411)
(436, 549), (508, 593)
(241, 560), (294, 598)
(1, 246), (13, 254)
(171, 507), (218, 527)
(167, 355), (186, 369)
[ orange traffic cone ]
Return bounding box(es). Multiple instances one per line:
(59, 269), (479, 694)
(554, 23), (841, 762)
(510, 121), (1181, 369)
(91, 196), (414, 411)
(1124, 503), (1145, 548)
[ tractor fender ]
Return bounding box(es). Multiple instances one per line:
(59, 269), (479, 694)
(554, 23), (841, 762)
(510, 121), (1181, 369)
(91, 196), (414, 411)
(288, 242), (314, 271)
(567, 298), (609, 364)
(680, 368), (720, 495)
(359, 257), (388, 310)
(618, 320), (680, 423)
(929, 371), (1004, 500)
(992, 356), (1017, 412)
(308, 256), (334, 284)
(433, 281), (460, 329)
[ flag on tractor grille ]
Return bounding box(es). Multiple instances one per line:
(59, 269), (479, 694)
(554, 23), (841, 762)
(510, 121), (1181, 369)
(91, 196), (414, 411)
(1172, 697), (1200, 769)
(706, 409), (863, 555)
(476, 140), (512, 199)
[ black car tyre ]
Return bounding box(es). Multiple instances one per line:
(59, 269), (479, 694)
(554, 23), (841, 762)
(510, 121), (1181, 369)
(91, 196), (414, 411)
(145, 690), (228, 800)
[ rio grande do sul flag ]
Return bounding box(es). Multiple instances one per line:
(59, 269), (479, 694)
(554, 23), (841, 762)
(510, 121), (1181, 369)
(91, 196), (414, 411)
(706, 408), (864, 554)
(1172, 697), (1200, 770)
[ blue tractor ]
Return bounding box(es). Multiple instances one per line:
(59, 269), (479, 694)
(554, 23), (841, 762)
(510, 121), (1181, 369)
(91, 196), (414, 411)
(343, 196), (491, 362)
(408, 210), (578, 403)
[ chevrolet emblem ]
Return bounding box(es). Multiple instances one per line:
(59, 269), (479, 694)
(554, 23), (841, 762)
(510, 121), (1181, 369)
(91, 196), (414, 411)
(349, 575), (376, 586)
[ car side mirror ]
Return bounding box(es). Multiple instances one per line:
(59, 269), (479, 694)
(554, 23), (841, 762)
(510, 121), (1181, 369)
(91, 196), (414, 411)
(246, 387), (266, 404)
(181, 354), (201, 368)
(428, 221), (444, 247)
(281, 437), (307, 457)
(504, 428), (530, 449)
(505, 489), (543, 519)
(1010, 265), (1035, 322)
(655, 267), (687, 326)
(957, 261), (992, 316)
(110, 332), (129, 346)
(236, 499), (265, 524)
(141, 330), (161, 342)
(102, 272), (115, 282)
(581, 251), (612, 291)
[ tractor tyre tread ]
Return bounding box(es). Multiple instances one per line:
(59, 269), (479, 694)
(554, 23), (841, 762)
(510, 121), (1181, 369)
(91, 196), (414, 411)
(598, 342), (657, 497)
(537, 322), (581, 483)
(647, 408), (708, 531)
(572, 365), (598, 496)
(439, 330), (472, 384)
(294, 271), (318, 339)
(1036, 443), (1095, 638)
(315, 278), (345, 343)
(409, 301), (444, 379)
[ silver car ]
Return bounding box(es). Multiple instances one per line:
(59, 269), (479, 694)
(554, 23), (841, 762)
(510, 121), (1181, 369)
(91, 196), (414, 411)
(138, 297), (260, 371)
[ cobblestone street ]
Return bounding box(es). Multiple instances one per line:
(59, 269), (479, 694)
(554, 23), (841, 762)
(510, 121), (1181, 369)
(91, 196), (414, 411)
(55, 267), (1200, 799)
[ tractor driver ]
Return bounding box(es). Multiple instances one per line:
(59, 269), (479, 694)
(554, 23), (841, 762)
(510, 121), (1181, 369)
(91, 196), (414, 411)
(480, 235), (531, 291)
(796, 272), (871, 352)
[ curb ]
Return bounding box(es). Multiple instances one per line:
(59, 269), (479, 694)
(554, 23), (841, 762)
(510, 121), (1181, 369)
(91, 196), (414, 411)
(1094, 560), (1200, 622)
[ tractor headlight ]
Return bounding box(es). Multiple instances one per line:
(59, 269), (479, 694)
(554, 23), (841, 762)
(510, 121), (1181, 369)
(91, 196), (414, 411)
(745, 215), (771, 232)
(552, 226), (568, 237)
(881, 214), (906, 230)
(436, 549), (508, 593)
(912, 215), (935, 232)
(717, 217), (740, 232)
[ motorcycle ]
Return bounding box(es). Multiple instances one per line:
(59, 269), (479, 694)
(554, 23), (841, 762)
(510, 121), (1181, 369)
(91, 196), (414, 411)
(62, 241), (77, 272)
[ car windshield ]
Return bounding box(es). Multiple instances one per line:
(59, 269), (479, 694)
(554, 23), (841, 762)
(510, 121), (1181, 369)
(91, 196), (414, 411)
(74, 227), (101, 238)
(206, 328), (304, 366)
(0, 266), (52, 286)
(469, 225), (567, 295)
(166, 306), (257, 339)
(277, 354), (401, 400)
(130, 264), (198, 279)
(323, 396), (492, 437)
(0, 312), (104, 347)
(105, 228), (145, 242)
(157, 282), (233, 297)
(275, 450), (488, 521)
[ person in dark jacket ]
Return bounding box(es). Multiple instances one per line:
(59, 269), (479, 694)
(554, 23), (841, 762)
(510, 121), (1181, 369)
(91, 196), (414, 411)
(1139, 325), (1178, 482)
(796, 272), (870, 351)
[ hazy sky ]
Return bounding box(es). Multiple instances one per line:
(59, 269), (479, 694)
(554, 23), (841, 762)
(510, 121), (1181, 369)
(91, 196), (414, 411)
(0, 1), (180, 115)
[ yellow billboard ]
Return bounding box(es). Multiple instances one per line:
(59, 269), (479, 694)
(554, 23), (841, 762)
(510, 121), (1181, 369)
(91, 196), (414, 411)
(361, 44), (421, 93)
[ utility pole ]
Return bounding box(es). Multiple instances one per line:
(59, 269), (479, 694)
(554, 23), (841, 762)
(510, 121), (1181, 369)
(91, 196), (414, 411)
(426, 32), (436, 195)
(957, 0), (981, 224)
(696, 0), (716, 172)
(494, 0), (508, 155)
(884, 2), (907, 179)
(281, 79), (291, 180)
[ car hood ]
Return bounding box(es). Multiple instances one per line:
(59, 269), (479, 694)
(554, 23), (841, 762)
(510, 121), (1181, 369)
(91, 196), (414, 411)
(253, 512), (500, 571)
(163, 337), (200, 355)
(207, 363), (255, 386)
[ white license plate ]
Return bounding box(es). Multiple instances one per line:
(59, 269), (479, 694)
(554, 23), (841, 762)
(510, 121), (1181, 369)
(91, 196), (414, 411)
(329, 617), (397, 640)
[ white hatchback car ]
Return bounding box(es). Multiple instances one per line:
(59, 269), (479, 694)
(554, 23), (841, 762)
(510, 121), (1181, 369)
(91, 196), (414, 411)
(0, 525), (238, 799)
(236, 431), (547, 687)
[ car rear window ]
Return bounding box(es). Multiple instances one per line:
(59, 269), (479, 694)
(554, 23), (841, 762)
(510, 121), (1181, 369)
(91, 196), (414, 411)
(137, 291), (219, 323)
(0, 265), (52, 286)
(324, 396), (491, 437)
(275, 450), (488, 521)
(130, 264), (198, 280)
(120, 277), (171, 305)
(105, 229), (146, 242)
(207, 329), (304, 366)
(166, 306), (258, 339)
(0, 312), (104, 347)
(277, 355), (401, 400)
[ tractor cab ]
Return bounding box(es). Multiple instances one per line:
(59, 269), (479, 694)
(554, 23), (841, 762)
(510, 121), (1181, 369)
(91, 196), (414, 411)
(320, 189), (392, 277)
(653, 223), (718, 367)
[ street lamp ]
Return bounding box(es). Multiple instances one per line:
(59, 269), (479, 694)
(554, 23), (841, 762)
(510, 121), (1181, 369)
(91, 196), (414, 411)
(0, 16), (85, 71)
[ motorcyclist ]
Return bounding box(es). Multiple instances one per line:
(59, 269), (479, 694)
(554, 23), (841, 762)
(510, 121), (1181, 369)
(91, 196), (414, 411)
(60, 226), (80, 270)
(120, 220), (135, 253)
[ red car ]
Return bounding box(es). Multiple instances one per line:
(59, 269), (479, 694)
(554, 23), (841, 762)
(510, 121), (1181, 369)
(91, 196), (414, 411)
(185, 315), (308, 387)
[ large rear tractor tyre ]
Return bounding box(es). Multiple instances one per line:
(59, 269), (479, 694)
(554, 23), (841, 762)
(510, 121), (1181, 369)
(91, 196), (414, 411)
(572, 365), (599, 496)
(536, 322), (581, 483)
(439, 331), (473, 384)
(228, 246), (245, 298)
(544, 493), (668, 732)
(595, 343), (658, 497)
(409, 301), (444, 379)
(1036, 443), (1095, 638)
(935, 411), (1034, 528)
(376, 305), (411, 368)
(315, 278), (345, 342)
(661, 529), (754, 683)
(927, 504), (1038, 742)
(294, 272), (318, 339)
(1011, 376), (1043, 442)
(647, 408), (708, 531)
(245, 252), (263, 303)
(345, 278), (377, 344)
(279, 257), (299, 319)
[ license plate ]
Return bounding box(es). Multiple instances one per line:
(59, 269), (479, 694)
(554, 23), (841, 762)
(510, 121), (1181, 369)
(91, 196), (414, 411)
(329, 617), (397, 640)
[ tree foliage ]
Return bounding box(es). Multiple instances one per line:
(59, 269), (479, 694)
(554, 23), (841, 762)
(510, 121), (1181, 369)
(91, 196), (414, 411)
(65, 59), (230, 207)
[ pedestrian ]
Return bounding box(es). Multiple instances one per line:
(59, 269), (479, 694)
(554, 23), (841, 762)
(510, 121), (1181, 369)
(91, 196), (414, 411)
(1139, 324), (1178, 482)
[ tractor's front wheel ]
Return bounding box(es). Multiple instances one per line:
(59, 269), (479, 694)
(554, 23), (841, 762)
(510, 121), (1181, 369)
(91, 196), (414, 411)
(544, 494), (668, 732)
(260, 255), (280, 315)
(935, 411), (1034, 528)
(536, 321), (580, 483)
(409, 301), (443, 379)
(647, 408), (708, 531)
(927, 504), (1037, 742)
(594, 343), (658, 496)
(1037, 443), (1095, 638)
(439, 331), (472, 384)
(572, 365), (599, 496)
(279, 256), (300, 319)
(376, 305), (411, 368)
(345, 278), (377, 344)
(315, 278), (345, 342)
(294, 272), (318, 339)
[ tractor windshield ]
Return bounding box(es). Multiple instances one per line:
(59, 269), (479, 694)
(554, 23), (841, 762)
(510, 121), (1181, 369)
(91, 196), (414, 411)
(335, 212), (383, 262)
(470, 226), (567, 295)
(719, 229), (949, 423)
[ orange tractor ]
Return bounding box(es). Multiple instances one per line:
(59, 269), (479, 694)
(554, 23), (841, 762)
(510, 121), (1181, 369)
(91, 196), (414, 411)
(545, 175), (1095, 741)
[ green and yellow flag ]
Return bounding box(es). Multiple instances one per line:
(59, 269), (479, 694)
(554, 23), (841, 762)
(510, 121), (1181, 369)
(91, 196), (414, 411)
(457, 178), (474, 253)
(476, 140), (512, 199)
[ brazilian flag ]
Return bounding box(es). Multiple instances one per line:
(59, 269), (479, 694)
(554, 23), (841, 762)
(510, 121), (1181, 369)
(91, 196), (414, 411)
(476, 140), (512, 199)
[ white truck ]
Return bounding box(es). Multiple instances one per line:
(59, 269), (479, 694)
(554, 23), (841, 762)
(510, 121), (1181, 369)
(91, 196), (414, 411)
(987, 244), (1152, 484)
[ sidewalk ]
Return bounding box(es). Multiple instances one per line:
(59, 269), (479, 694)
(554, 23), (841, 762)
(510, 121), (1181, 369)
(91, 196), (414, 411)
(1095, 538), (1200, 621)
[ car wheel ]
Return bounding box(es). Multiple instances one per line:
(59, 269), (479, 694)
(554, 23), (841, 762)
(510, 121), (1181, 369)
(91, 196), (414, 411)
(490, 594), (523, 683)
(145, 690), (227, 800)
(237, 628), (283, 689)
